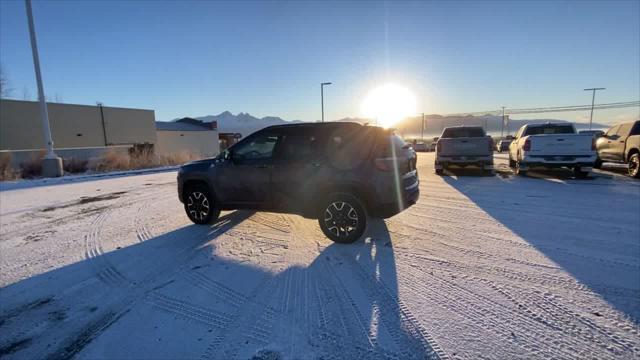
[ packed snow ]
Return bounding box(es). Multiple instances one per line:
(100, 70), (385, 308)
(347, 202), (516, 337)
(1, 153), (638, 359)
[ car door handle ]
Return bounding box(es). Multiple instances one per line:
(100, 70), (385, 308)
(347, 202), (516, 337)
(311, 162), (322, 167)
(256, 164), (270, 169)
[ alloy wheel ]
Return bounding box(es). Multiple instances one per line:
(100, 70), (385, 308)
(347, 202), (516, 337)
(630, 155), (640, 177)
(323, 201), (359, 238)
(187, 191), (210, 221)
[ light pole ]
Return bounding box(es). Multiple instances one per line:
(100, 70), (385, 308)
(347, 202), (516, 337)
(584, 87), (605, 130)
(421, 113), (425, 140)
(500, 106), (505, 138)
(321, 82), (331, 122)
(25, 0), (62, 177)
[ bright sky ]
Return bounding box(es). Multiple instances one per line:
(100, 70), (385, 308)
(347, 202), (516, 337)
(1, 0), (638, 123)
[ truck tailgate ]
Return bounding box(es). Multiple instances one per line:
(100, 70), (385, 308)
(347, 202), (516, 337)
(438, 137), (491, 156)
(527, 134), (594, 156)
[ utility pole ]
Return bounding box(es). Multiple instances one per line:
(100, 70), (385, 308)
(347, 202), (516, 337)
(584, 88), (605, 130)
(321, 82), (331, 122)
(26, 0), (62, 177)
(421, 113), (425, 140)
(500, 106), (505, 138)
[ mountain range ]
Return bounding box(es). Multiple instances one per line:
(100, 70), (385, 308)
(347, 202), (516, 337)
(172, 111), (608, 138)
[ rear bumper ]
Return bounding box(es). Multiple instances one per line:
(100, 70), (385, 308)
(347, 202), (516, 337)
(436, 155), (493, 168)
(371, 170), (419, 218)
(520, 155), (596, 169)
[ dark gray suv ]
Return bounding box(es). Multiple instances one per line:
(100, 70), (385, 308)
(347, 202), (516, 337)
(177, 122), (419, 243)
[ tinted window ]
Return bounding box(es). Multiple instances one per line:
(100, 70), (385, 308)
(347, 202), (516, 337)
(605, 125), (620, 136)
(631, 121), (640, 136)
(524, 125), (574, 136)
(326, 127), (378, 169)
(233, 132), (279, 161)
(276, 133), (322, 162)
(616, 123), (633, 137)
(441, 127), (485, 138)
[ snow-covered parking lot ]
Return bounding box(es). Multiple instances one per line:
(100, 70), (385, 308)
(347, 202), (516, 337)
(1, 153), (639, 359)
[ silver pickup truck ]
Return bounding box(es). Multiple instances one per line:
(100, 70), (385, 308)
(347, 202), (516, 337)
(435, 126), (493, 175)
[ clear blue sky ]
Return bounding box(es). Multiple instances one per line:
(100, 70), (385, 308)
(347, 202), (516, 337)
(1, 0), (638, 123)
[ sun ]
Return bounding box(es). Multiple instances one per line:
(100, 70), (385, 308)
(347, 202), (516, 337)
(361, 83), (417, 128)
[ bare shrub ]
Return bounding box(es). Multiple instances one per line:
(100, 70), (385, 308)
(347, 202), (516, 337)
(63, 157), (88, 174)
(19, 151), (45, 178)
(0, 152), (20, 181)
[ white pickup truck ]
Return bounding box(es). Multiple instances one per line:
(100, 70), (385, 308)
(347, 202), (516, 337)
(508, 122), (596, 177)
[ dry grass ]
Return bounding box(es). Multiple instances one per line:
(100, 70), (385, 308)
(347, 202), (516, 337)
(19, 151), (46, 179)
(0, 148), (201, 182)
(89, 149), (200, 172)
(0, 153), (20, 181)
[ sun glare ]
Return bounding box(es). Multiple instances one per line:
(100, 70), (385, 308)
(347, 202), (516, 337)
(361, 83), (417, 128)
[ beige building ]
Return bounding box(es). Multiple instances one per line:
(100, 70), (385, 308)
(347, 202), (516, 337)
(155, 119), (219, 158)
(0, 99), (156, 150)
(0, 99), (219, 162)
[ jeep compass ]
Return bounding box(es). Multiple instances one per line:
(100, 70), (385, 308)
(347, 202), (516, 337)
(177, 122), (419, 243)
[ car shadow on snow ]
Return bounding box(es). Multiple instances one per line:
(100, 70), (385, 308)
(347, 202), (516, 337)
(0, 212), (436, 359)
(442, 174), (640, 324)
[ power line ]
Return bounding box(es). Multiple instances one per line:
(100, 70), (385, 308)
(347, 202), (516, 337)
(439, 100), (639, 117)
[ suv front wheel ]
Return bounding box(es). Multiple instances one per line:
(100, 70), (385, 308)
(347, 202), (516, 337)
(184, 185), (220, 224)
(318, 193), (367, 244)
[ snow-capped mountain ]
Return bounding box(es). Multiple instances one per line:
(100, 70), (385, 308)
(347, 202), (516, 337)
(172, 111), (302, 136)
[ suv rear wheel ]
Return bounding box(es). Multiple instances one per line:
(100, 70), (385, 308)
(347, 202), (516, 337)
(318, 193), (367, 244)
(184, 185), (220, 224)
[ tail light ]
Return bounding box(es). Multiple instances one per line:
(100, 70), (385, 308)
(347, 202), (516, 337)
(523, 139), (531, 151)
(488, 139), (494, 152)
(591, 138), (596, 151)
(375, 158), (392, 171)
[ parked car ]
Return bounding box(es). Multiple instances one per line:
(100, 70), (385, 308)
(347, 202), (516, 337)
(508, 122), (596, 178)
(434, 126), (493, 175)
(412, 141), (428, 152)
(177, 122), (419, 243)
(579, 129), (605, 138)
(595, 120), (640, 178)
(427, 141), (437, 152)
(496, 139), (511, 153)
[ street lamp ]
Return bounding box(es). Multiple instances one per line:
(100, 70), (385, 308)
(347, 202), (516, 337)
(584, 87), (605, 130)
(321, 82), (332, 123)
(25, 0), (62, 177)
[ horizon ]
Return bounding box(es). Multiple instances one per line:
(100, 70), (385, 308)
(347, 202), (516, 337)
(1, 0), (639, 125)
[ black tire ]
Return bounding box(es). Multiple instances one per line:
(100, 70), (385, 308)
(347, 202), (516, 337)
(594, 158), (603, 169)
(184, 185), (220, 224)
(628, 153), (640, 178)
(509, 157), (516, 168)
(573, 167), (589, 179)
(435, 168), (444, 175)
(515, 161), (527, 176)
(318, 193), (367, 244)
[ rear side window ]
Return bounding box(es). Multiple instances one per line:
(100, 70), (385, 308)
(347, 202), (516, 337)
(605, 125), (620, 136)
(276, 133), (322, 162)
(441, 127), (485, 138)
(378, 134), (407, 157)
(326, 127), (378, 170)
(631, 121), (640, 136)
(616, 123), (634, 137)
(524, 125), (574, 136)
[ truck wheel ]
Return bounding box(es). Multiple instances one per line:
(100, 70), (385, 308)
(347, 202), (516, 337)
(573, 167), (589, 179)
(629, 153), (640, 178)
(509, 157), (516, 168)
(594, 158), (602, 169)
(318, 193), (367, 244)
(184, 185), (220, 224)
(515, 161), (527, 176)
(435, 168), (444, 175)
